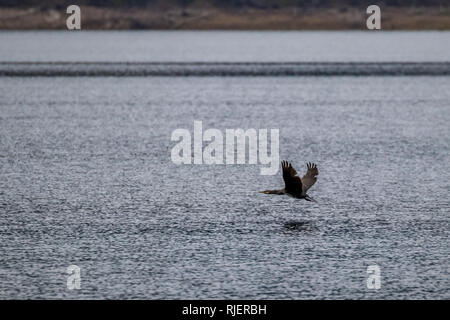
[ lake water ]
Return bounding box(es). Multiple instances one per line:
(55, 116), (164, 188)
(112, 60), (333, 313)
(0, 31), (449, 299)
(1, 31), (450, 62)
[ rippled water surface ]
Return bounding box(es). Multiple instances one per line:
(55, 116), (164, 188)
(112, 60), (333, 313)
(1, 75), (449, 299)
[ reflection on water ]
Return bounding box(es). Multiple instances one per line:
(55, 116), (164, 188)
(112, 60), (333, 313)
(283, 220), (317, 232)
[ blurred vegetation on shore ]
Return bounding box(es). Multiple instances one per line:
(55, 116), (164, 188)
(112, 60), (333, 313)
(0, 0), (449, 29)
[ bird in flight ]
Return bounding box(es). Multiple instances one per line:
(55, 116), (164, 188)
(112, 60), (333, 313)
(262, 161), (319, 201)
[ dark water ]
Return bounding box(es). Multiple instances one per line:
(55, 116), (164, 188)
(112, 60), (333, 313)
(1, 75), (449, 299)
(1, 62), (450, 76)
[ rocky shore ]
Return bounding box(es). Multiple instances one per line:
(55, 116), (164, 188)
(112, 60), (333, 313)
(0, 6), (449, 30)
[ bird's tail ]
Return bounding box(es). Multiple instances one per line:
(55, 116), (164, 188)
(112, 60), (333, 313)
(304, 195), (317, 203)
(261, 189), (285, 195)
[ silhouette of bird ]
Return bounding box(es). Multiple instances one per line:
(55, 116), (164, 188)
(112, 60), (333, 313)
(262, 161), (318, 201)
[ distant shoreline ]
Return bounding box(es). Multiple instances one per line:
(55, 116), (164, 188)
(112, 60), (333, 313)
(1, 6), (449, 30)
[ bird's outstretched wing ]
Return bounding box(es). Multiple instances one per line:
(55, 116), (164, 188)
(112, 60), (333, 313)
(301, 162), (318, 193)
(281, 160), (303, 196)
